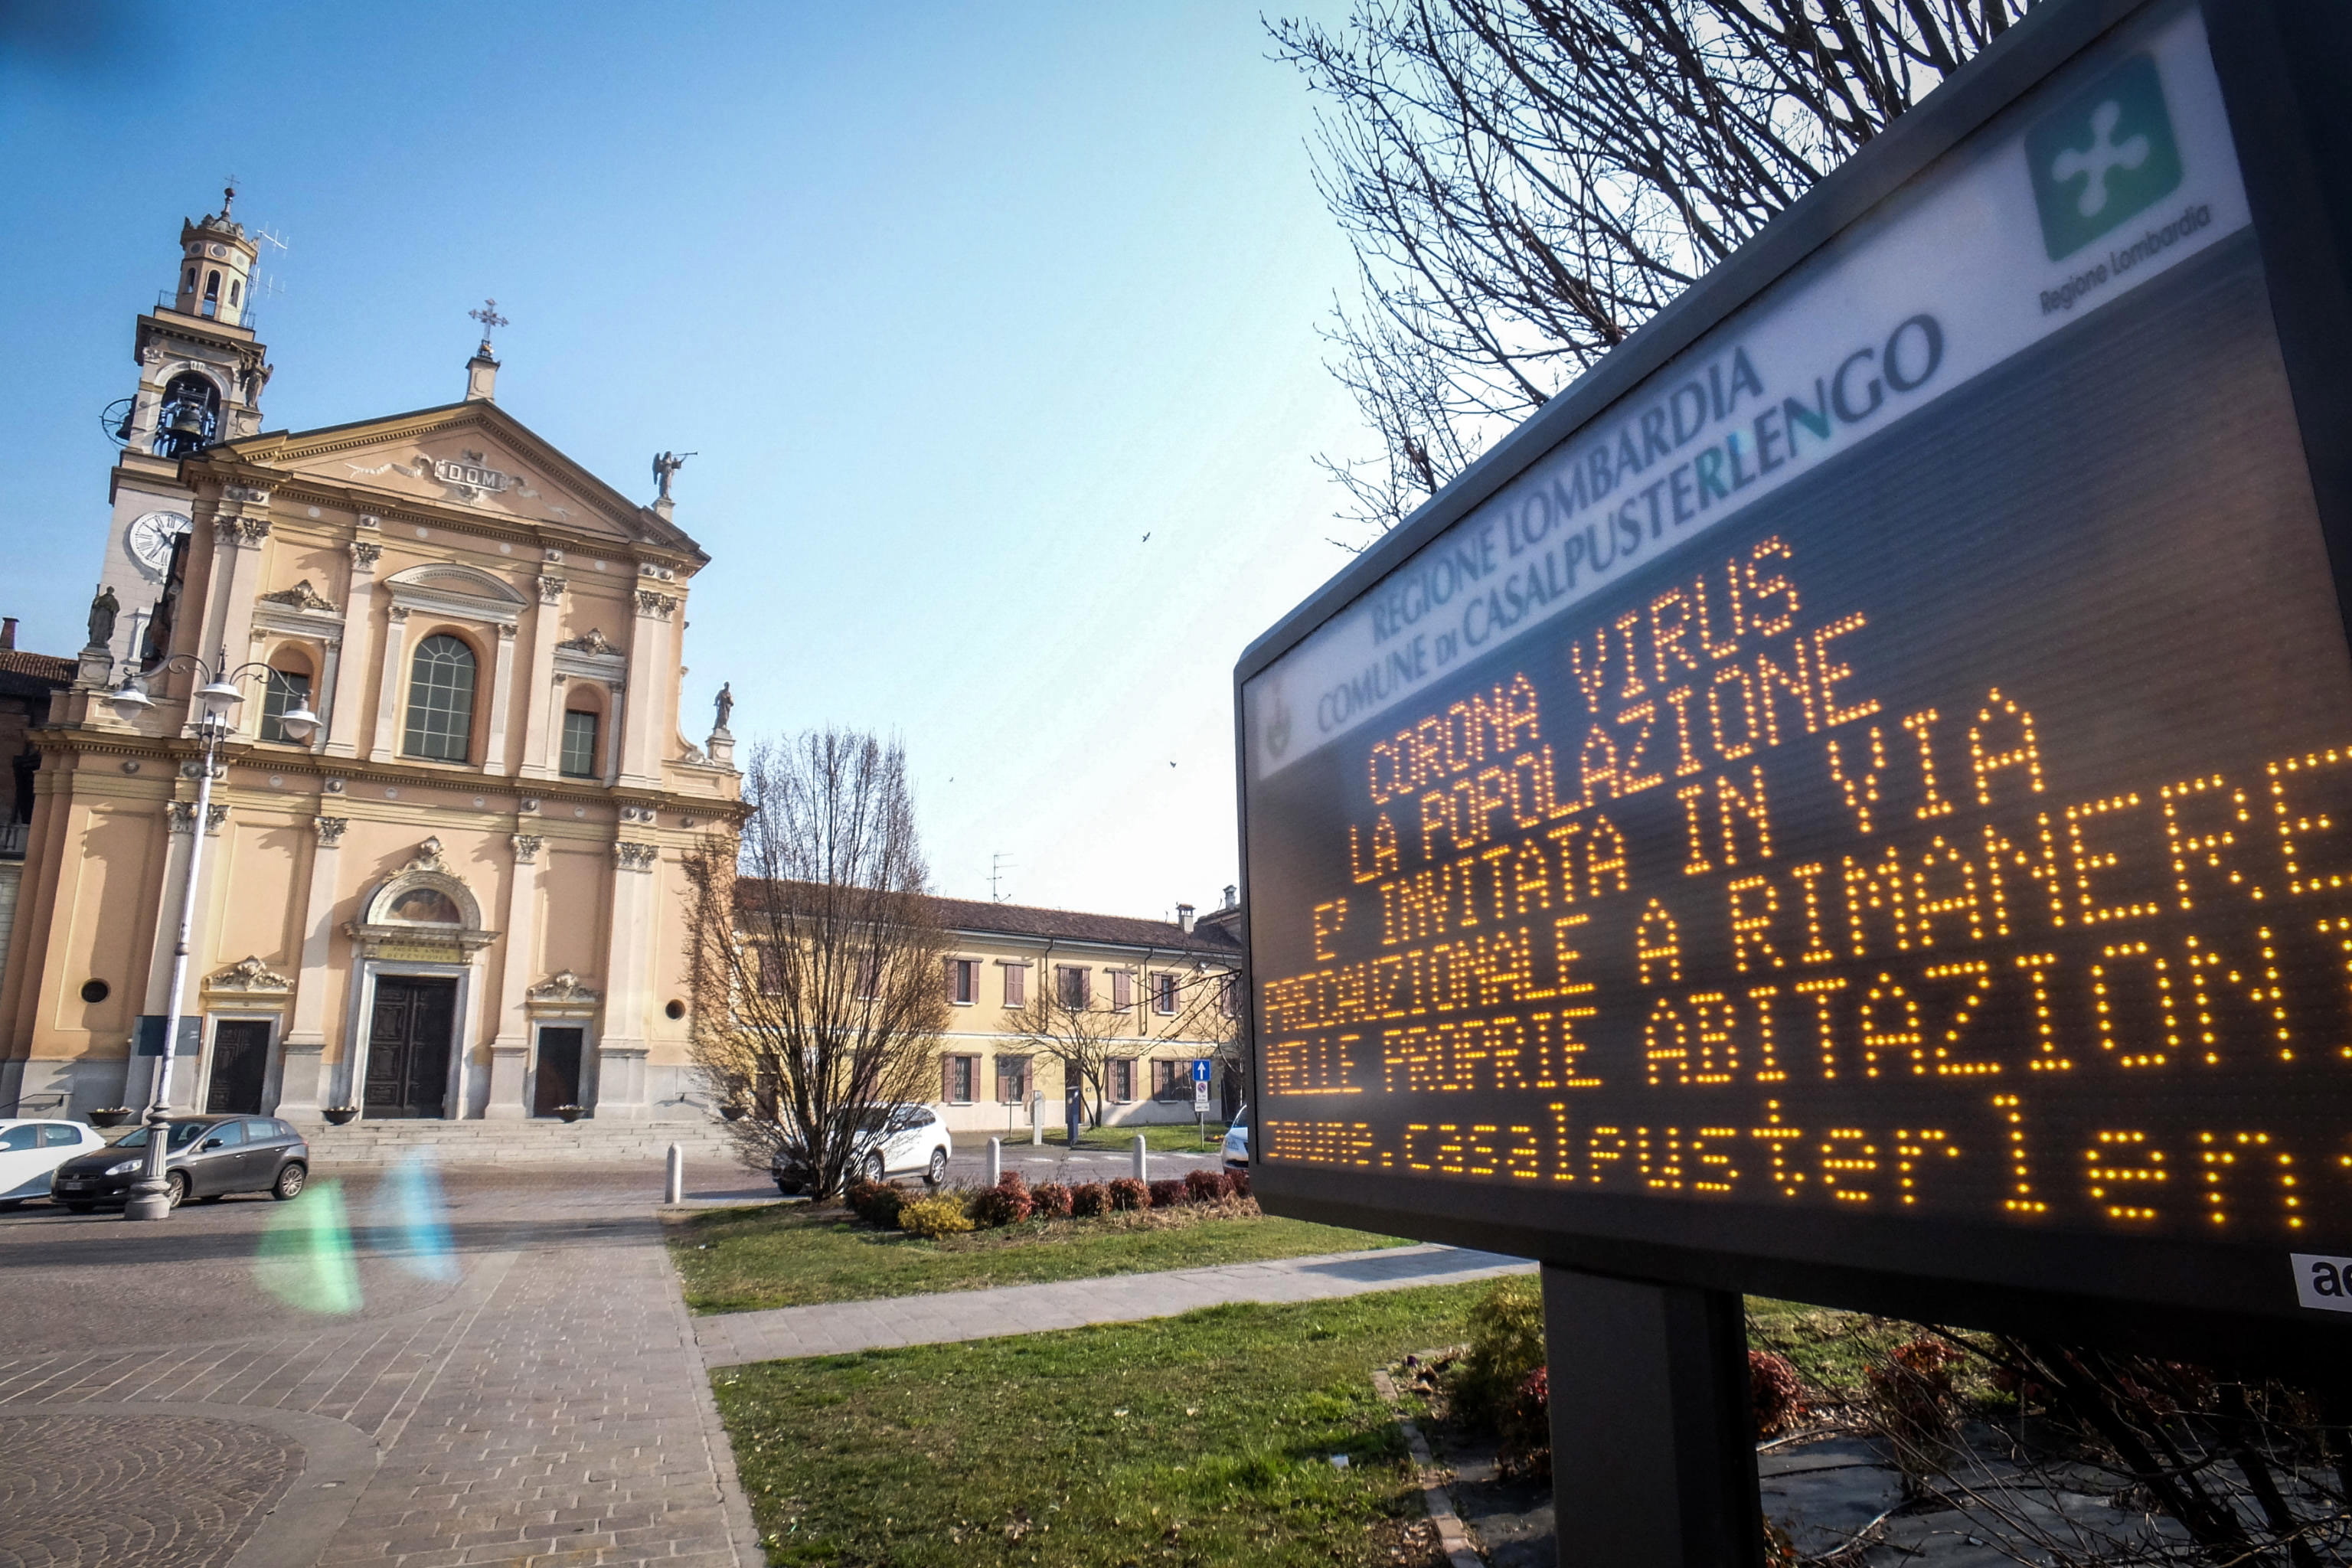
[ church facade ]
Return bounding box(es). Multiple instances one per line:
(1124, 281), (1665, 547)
(0, 193), (740, 1125)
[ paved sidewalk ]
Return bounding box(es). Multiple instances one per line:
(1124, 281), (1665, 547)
(696, 1243), (1534, 1367)
(0, 1165), (760, 1568)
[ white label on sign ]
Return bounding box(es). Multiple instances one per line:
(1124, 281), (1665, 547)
(1194, 1083), (1211, 1112)
(2292, 1254), (2352, 1313)
(1246, 6), (2248, 779)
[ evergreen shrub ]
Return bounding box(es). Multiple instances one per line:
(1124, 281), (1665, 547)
(896, 1193), (975, 1238)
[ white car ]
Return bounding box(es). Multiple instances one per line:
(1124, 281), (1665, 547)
(1222, 1106), (1250, 1171)
(0, 1119), (108, 1204)
(770, 1102), (953, 1193)
(857, 1103), (953, 1186)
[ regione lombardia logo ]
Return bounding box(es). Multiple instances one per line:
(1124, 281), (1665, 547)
(2025, 54), (2184, 261)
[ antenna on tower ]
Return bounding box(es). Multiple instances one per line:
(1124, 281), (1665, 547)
(990, 853), (1014, 903)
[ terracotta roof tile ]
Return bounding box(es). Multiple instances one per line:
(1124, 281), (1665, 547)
(738, 878), (1241, 956)
(0, 650), (75, 684)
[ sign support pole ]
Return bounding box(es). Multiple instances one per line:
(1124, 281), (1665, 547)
(1541, 1266), (1762, 1568)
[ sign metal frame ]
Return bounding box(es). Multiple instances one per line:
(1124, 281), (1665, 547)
(1233, 0), (2352, 1374)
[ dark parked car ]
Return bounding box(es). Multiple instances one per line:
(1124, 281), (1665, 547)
(49, 1116), (309, 1211)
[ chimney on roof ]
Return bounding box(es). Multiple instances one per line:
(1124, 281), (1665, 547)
(1, 618), (15, 650)
(1177, 902), (1196, 934)
(1220, 884), (1237, 910)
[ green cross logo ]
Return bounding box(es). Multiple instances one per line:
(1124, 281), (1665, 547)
(2025, 54), (2184, 262)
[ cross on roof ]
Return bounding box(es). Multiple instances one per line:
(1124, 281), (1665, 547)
(468, 299), (509, 348)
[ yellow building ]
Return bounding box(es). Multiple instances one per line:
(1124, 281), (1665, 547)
(924, 891), (1243, 1136)
(0, 193), (740, 1125)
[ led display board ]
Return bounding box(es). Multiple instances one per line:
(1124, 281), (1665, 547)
(1236, 0), (2352, 1336)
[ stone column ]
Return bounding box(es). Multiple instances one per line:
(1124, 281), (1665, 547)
(324, 537), (379, 757)
(518, 574), (564, 779)
(369, 604), (411, 763)
(483, 622), (519, 775)
(485, 831), (543, 1119)
(603, 680), (626, 786)
(595, 840), (658, 1119)
(276, 815), (346, 1119)
(197, 498), (270, 676)
(311, 632), (342, 757)
(619, 590), (674, 787)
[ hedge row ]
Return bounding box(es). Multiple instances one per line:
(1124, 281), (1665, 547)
(847, 1167), (1251, 1236)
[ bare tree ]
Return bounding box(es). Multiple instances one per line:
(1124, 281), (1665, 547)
(1002, 973), (1125, 1130)
(681, 730), (949, 1196)
(1001, 956), (1243, 1128)
(1269, 0), (2031, 539)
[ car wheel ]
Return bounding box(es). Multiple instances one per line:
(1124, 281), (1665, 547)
(926, 1148), (948, 1187)
(866, 1152), (887, 1184)
(163, 1171), (188, 1210)
(64, 1202), (94, 1214)
(271, 1163), (307, 1202)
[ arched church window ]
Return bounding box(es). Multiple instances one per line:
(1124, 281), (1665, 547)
(229, 279), (240, 306)
(259, 664), (312, 744)
(560, 706), (599, 779)
(151, 373), (220, 458)
(402, 635), (476, 763)
(202, 270), (220, 316)
(182, 266), (194, 292)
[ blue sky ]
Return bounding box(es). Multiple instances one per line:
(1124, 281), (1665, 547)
(2, 1), (1368, 918)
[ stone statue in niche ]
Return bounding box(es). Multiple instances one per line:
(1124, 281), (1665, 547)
(87, 585), (119, 648)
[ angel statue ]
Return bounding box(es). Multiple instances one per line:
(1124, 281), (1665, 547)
(652, 449), (694, 501)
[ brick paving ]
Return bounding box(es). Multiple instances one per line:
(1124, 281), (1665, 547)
(0, 1165), (759, 1568)
(694, 1242), (1536, 1367)
(0, 1412), (299, 1568)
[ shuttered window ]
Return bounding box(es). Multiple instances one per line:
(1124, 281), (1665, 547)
(942, 1056), (978, 1103)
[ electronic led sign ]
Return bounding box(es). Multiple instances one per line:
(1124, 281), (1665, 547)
(1236, 0), (2352, 1329)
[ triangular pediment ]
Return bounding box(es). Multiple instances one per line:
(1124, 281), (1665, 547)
(216, 401), (703, 560)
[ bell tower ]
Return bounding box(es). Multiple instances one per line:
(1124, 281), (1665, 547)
(87, 188), (276, 677)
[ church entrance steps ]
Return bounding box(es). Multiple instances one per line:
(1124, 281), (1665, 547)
(296, 1116), (752, 1167)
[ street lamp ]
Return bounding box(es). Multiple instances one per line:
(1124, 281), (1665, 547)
(111, 649), (318, 1221)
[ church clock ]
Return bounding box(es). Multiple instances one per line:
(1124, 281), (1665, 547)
(126, 511), (191, 578)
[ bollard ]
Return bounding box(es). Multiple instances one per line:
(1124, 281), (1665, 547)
(1031, 1089), (1044, 1146)
(988, 1136), (1001, 1187)
(1132, 1134), (1148, 1184)
(665, 1143), (684, 1205)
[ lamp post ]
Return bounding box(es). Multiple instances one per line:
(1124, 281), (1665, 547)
(106, 648), (318, 1221)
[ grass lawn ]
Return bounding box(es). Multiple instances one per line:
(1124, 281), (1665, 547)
(715, 1282), (1488, 1566)
(671, 1203), (1408, 1315)
(1040, 1122), (1227, 1154)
